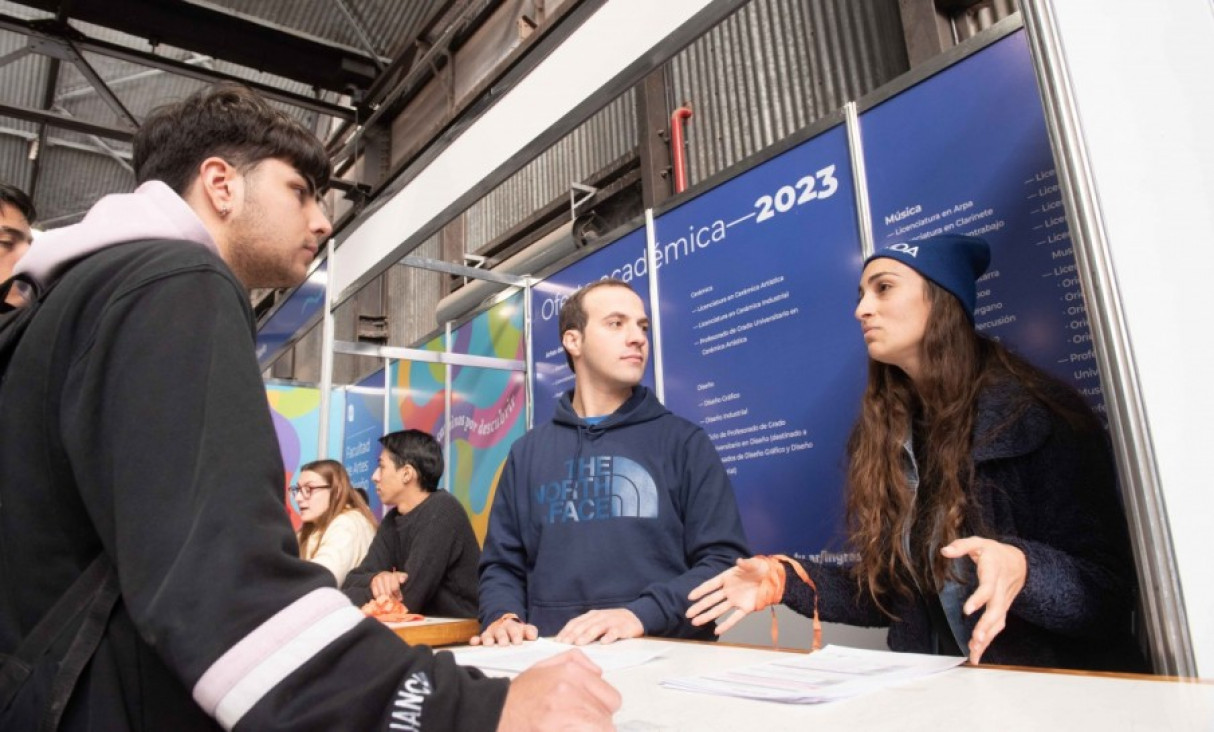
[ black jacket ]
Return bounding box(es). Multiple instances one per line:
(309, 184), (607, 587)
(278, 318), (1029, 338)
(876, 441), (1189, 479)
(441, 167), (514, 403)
(344, 490), (481, 617)
(0, 239), (508, 730)
(785, 379), (1146, 671)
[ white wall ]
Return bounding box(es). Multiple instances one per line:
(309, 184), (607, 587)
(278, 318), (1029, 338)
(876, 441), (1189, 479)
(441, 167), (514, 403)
(1042, 0), (1214, 676)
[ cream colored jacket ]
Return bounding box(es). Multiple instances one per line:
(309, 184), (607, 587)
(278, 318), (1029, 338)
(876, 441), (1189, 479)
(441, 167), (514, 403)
(300, 509), (377, 587)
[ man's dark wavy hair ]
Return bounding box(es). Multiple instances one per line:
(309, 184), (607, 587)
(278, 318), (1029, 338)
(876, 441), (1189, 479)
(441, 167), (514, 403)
(0, 183), (35, 224)
(379, 429), (444, 493)
(132, 82), (331, 195)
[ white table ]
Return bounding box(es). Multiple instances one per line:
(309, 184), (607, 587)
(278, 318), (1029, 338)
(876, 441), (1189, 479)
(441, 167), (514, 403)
(450, 638), (1214, 731)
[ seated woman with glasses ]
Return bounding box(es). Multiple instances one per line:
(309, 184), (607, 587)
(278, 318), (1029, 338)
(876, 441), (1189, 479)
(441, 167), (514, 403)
(293, 459), (379, 587)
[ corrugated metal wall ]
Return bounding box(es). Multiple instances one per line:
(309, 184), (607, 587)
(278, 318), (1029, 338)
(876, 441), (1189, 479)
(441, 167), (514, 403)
(0, 25), (47, 196)
(385, 234), (444, 348)
(952, 0), (1019, 43)
(389, 0), (532, 171)
(288, 0), (918, 381)
(667, 0), (909, 187)
(284, 233), (444, 385)
(36, 146), (134, 227)
(462, 0), (910, 254)
(184, 0), (450, 62)
(461, 91), (637, 253)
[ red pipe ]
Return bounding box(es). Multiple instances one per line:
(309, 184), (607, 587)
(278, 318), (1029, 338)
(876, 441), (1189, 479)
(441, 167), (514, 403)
(669, 105), (693, 193)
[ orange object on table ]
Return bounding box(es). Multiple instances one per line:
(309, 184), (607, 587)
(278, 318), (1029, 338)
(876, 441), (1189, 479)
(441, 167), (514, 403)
(361, 596), (424, 623)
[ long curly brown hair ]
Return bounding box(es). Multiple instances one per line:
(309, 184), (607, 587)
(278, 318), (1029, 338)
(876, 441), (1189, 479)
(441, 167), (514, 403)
(296, 459), (377, 560)
(846, 279), (1095, 614)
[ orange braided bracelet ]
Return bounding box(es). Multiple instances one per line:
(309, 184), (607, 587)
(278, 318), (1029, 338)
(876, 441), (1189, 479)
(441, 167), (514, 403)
(755, 554), (822, 651)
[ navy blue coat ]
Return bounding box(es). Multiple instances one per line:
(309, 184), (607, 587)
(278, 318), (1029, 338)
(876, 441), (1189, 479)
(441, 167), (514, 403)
(786, 379), (1146, 671)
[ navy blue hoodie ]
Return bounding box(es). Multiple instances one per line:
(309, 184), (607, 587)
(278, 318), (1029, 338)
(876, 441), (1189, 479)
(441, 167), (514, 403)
(478, 386), (750, 638)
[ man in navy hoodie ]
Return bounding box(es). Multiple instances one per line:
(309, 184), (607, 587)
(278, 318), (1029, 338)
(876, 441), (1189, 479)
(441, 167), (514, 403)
(475, 279), (750, 646)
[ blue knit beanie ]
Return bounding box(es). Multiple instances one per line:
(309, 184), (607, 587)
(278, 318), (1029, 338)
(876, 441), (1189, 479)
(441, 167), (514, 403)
(864, 234), (991, 321)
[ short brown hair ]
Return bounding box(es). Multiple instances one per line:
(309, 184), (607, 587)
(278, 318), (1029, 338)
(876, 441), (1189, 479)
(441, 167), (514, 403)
(133, 82), (331, 196)
(557, 278), (635, 371)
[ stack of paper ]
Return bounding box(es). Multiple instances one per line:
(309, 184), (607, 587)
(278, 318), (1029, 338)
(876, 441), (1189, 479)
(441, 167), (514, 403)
(661, 645), (964, 703)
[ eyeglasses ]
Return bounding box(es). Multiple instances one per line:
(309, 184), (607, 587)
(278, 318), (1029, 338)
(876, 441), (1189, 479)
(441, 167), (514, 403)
(289, 483), (330, 499)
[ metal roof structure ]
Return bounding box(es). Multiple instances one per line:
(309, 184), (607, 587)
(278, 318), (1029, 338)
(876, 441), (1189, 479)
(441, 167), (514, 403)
(0, 0), (486, 226)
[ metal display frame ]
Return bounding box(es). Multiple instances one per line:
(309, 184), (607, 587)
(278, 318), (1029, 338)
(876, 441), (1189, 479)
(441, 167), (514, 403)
(276, 5), (1194, 675)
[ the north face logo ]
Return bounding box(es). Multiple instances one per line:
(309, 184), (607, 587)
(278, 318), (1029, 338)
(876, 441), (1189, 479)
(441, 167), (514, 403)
(535, 456), (659, 524)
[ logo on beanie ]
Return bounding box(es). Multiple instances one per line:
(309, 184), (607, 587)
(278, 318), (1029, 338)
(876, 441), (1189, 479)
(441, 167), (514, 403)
(887, 242), (919, 257)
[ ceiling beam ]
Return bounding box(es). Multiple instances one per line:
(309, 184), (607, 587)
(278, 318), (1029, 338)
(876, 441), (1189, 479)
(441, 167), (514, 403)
(27, 35), (140, 128)
(0, 100), (135, 141)
(330, 0), (386, 71)
(328, 0), (498, 166)
(0, 122), (133, 159)
(27, 51), (60, 196)
(6, 0), (383, 93)
(0, 13), (356, 121)
(52, 104), (135, 172)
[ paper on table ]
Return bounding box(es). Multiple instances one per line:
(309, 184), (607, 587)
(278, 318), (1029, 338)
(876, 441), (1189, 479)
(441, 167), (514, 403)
(450, 638), (662, 674)
(661, 645), (964, 704)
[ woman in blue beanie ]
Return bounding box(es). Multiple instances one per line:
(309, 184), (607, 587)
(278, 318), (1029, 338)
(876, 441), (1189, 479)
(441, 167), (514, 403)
(688, 234), (1146, 672)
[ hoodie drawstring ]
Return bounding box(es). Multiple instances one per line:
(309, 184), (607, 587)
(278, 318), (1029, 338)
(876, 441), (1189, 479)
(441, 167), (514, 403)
(573, 422), (608, 470)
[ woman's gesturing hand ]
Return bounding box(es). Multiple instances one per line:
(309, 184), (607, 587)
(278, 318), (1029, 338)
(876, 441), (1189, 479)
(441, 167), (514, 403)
(940, 537), (1027, 665)
(686, 556), (773, 635)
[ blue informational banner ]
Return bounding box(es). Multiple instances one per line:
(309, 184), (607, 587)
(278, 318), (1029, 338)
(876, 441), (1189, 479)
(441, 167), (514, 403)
(860, 30), (1104, 415)
(343, 368), (387, 515)
(255, 259), (327, 369)
(529, 227), (655, 427)
(655, 124), (868, 558)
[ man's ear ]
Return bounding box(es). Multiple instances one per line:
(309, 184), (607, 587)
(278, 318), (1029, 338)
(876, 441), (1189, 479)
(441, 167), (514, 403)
(562, 329), (582, 362)
(194, 156), (242, 218)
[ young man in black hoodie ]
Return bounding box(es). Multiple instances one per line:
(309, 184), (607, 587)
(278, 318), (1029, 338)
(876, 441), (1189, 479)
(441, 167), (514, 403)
(475, 279), (750, 646)
(0, 83), (618, 731)
(0, 182), (35, 285)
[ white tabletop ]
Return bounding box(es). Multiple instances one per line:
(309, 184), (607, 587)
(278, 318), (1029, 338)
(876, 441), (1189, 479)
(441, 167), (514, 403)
(449, 638), (1214, 731)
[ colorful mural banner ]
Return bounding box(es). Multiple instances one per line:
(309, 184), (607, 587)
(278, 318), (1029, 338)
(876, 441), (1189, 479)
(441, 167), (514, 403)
(390, 292), (527, 542)
(267, 384), (346, 531)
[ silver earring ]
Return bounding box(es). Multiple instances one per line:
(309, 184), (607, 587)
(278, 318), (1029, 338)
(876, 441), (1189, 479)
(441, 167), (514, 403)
(219, 206), (230, 217)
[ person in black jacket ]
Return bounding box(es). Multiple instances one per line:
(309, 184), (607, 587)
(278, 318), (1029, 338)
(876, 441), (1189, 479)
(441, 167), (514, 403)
(0, 82), (618, 731)
(688, 234), (1145, 672)
(0, 182), (35, 292)
(343, 430), (480, 617)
